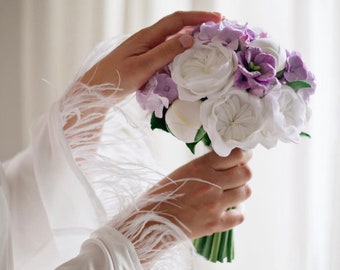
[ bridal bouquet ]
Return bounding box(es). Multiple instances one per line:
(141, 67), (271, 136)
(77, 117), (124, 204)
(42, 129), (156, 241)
(136, 20), (316, 263)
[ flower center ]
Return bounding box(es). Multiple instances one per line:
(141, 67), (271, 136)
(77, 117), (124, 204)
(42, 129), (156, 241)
(163, 85), (170, 92)
(249, 61), (261, 71)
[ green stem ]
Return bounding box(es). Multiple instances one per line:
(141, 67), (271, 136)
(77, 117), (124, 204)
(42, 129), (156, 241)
(193, 236), (207, 254)
(217, 231), (228, 263)
(202, 234), (214, 260)
(217, 230), (229, 263)
(193, 229), (235, 263)
(210, 232), (222, 262)
(226, 229), (234, 262)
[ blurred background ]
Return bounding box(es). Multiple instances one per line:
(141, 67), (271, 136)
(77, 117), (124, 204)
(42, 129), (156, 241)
(0, 0), (339, 269)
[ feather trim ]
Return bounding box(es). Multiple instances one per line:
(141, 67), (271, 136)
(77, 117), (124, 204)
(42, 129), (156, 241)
(58, 37), (197, 269)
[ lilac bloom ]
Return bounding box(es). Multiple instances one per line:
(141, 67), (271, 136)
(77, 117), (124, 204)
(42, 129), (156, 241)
(234, 47), (277, 97)
(136, 75), (169, 118)
(194, 21), (221, 44)
(214, 22), (245, 50)
(244, 26), (256, 42)
(283, 51), (308, 82)
(236, 23), (257, 49)
(153, 73), (178, 103)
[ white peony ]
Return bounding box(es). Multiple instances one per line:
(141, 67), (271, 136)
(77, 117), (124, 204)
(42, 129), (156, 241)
(262, 86), (307, 146)
(169, 42), (238, 101)
(250, 38), (287, 72)
(165, 99), (202, 143)
(259, 89), (282, 148)
(200, 88), (264, 157)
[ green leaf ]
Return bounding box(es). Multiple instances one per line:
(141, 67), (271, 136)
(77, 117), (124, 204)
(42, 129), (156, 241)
(186, 141), (199, 154)
(194, 126), (206, 142)
(300, 131), (311, 138)
(202, 133), (211, 146)
(286, 80), (311, 92)
(150, 111), (168, 133)
(185, 127), (207, 154)
(276, 69), (285, 79)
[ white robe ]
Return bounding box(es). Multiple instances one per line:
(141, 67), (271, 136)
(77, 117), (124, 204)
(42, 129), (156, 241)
(0, 38), (193, 270)
(0, 102), (143, 269)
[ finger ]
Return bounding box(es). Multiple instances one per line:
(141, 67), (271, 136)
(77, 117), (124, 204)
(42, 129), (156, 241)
(213, 164), (252, 189)
(143, 11), (222, 47)
(221, 184), (252, 208)
(140, 34), (194, 76)
(218, 208), (245, 231)
(202, 149), (252, 171)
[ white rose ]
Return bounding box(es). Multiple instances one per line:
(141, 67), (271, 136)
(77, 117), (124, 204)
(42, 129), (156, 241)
(259, 89), (282, 148)
(170, 42), (238, 101)
(165, 99), (202, 143)
(251, 38), (286, 71)
(200, 88), (264, 157)
(262, 86), (307, 145)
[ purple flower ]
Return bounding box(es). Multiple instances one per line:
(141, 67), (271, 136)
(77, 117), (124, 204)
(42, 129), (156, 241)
(136, 73), (178, 118)
(283, 51), (308, 82)
(243, 25), (256, 42)
(214, 21), (245, 50)
(237, 23), (257, 48)
(154, 73), (178, 103)
(234, 47), (277, 97)
(136, 76), (167, 118)
(194, 21), (221, 44)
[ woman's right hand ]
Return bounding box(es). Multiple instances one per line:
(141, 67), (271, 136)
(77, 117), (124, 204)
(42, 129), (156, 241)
(147, 148), (252, 239)
(80, 11), (222, 98)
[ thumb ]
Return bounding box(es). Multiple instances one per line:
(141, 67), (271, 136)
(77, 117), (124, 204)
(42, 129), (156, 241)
(142, 34), (194, 75)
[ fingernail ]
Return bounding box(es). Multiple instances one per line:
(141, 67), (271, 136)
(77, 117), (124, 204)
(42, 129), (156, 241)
(179, 34), (193, 49)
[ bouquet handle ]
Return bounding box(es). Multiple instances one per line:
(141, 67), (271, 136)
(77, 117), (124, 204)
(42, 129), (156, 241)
(193, 229), (234, 263)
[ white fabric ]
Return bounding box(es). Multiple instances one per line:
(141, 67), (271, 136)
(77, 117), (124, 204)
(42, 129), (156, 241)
(0, 33), (194, 270)
(57, 226), (142, 270)
(0, 103), (143, 269)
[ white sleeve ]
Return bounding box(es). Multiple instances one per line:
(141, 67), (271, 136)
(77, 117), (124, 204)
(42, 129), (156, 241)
(2, 155), (141, 270)
(1, 37), (193, 270)
(1, 105), (143, 270)
(57, 226), (142, 270)
(53, 37), (194, 268)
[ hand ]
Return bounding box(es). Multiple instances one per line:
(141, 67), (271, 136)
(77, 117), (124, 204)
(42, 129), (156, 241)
(65, 11), (221, 130)
(80, 11), (222, 97)
(146, 148), (252, 239)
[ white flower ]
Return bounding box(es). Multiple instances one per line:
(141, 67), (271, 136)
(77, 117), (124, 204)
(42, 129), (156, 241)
(200, 88), (264, 157)
(250, 38), (286, 71)
(169, 42), (238, 101)
(165, 99), (202, 143)
(259, 89), (282, 148)
(262, 86), (307, 146)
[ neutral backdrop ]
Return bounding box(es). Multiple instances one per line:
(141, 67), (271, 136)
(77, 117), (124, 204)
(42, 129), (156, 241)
(0, 0), (339, 269)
